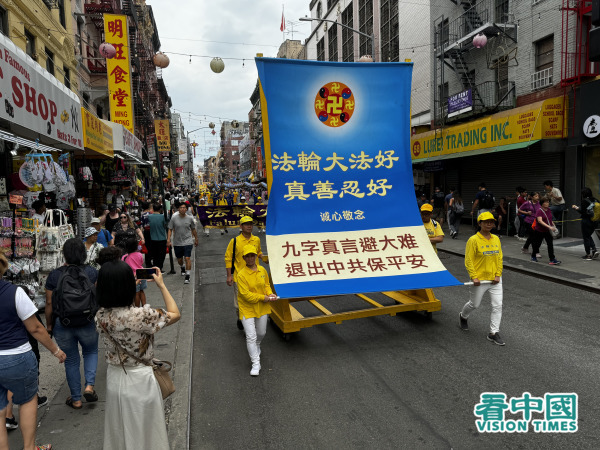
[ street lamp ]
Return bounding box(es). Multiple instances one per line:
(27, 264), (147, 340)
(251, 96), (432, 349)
(299, 16), (375, 61)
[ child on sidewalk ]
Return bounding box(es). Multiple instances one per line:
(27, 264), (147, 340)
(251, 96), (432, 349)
(122, 238), (147, 307)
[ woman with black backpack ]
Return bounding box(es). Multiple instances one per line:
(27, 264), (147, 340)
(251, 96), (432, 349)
(571, 187), (600, 261)
(45, 239), (99, 409)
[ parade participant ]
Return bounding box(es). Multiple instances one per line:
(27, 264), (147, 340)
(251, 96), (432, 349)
(216, 193), (229, 235)
(147, 204), (168, 272)
(420, 204), (444, 253)
(571, 187), (600, 260)
(104, 205), (121, 233)
(531, 197), (561, 265)
(167, 203), (198, 285)
(92, 217), (113, 247)
(95, 261), (180, 450)
(459, 212), (505, 346)
(225, 216), (266, 330)
(0, 253), (65, 450)
(112, 213), (144, 253)
(83, 227), (103, 270)
(122, 239), (147, 307)
(236, 246), (277, 376)
(44, 239), (99, 409)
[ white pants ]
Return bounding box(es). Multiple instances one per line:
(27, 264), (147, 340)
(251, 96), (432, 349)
(461, 279), (503, 334)
(241, 315), (268, 366)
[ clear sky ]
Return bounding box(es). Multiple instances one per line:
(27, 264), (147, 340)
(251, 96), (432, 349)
(148, 0), (312, 169)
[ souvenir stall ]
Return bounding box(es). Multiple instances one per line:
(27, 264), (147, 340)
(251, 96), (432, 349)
(0, 31), (84, 308)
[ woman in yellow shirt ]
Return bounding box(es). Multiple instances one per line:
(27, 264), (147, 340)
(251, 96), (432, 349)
(459, 212), (505, 346)
(236, 245), (277, 376)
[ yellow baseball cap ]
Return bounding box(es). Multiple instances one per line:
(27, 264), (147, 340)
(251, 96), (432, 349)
(420, 203), (433, 212)
(240, 216), (253, 225)
(243, 245), (257, 256)
(478, 211), (496, 222)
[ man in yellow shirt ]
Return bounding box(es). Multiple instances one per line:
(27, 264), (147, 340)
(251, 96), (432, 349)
(420, 203), (444, 253)
(225, 216), (267, 329)
(459, 211), (505, 346)
(236, 245), (277, 376)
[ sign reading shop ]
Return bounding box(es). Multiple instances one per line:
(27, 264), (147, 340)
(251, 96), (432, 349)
(0, 33), (83, 149)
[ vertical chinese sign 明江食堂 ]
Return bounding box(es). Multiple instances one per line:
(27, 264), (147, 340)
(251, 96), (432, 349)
(256, 59), (460, 298)
(104, 14), (134, 134)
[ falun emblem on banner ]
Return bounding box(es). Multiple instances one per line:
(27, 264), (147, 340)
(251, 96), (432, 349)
(314, 82), (354, 127)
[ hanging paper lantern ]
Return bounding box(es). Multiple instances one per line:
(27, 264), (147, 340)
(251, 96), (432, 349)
(153, 52), (170, 68)
(473, 33), (487, 48)
(99, 42), (117, 59)
(359, 55), (373, 62)
(210, 57), (225, 73)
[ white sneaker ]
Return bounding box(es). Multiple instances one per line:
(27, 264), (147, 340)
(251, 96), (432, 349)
(250, 364), (260, 376)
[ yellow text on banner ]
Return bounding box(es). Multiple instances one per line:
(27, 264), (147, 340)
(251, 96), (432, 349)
(267, 226), (445, 285)
(154, 119), (171, 152)
(104, 14), (134, 134)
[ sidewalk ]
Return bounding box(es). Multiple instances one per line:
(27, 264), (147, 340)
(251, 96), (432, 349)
(7, 265), (195, 450)
(438, 224), (600, 293)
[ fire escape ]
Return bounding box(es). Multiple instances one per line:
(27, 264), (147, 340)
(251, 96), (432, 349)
(433, 0), (517, 127)
(561, 0), (600, 135)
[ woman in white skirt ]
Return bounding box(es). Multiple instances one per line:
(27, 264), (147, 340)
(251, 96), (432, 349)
(95, 261), (180, 449)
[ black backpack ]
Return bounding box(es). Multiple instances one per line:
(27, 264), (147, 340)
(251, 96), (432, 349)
(480, 190), (495, 209)
(52, 266), (98, 327)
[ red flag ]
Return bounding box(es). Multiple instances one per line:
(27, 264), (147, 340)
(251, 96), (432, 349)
(280, 11), (285, 32)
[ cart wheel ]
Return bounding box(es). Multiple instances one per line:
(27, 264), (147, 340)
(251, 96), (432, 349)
(424, 311), (433, 321)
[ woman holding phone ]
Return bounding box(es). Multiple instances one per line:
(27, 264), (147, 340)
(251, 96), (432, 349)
(95, 261), (180, 449)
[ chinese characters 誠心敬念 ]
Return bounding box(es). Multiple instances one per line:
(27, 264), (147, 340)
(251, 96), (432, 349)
(279, 232), (428, 279)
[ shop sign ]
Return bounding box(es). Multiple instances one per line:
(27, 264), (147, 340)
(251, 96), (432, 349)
(82, 108), (114, 157)
(154, 119), (171, 152)
(411, 96), (567, 161)
(178, 138), (188, 162)
(104, 14), (134, 133)
(0, 33), (83, 149)
(583, 115), (599, 139)
(448, 89), (472, 118)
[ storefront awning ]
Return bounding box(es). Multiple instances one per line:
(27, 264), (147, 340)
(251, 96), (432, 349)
(413, 140), (541, 163)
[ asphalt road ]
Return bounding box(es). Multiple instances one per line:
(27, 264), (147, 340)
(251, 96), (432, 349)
(191, 230), (600, 449)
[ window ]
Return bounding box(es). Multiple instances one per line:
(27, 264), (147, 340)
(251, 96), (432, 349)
(535, 35), (554, 71)
(328, 24), (338, 61)
(317, 37), (325, 61)
(0, 6), (8, 36)
(25, 30), (36, 60)
(63, 67), (70, 89)
(45, 48), (55, 75)
(342, 3), (354, 62)
(358, 0), (374, 58)
(380, 0), (399, 62)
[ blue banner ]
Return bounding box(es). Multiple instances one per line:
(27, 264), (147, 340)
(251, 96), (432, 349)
(256, 59), (460, 298)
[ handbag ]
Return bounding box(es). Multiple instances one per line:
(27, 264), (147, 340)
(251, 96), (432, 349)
(99, 322), (175, 399)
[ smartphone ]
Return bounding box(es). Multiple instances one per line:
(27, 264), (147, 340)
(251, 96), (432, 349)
(136, 268), (157, 280)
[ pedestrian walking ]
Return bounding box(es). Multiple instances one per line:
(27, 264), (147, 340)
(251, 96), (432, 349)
(448, 192), (464, 239)
(147, 204), (168, 272)
(95, 261), (180, 450)
(225, 216), (266, 330)
(0, 253), (65, 450)
(236, 245), (278, 376)
(44, 238), (99, 409)
(420, 204), (444, 253)
(167, 203), (198, 285)
(122, 238), (147, 307)
(519, 192), (541, 256)
(571, 187), (600, 260)
(459, 212), (505, 346)
(531, 197), (561, 265)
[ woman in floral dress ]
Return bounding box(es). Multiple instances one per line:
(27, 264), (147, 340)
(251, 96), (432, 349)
(95, 261), (180, 449)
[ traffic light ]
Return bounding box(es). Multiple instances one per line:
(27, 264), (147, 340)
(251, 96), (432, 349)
(592, 0), (600, 61)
